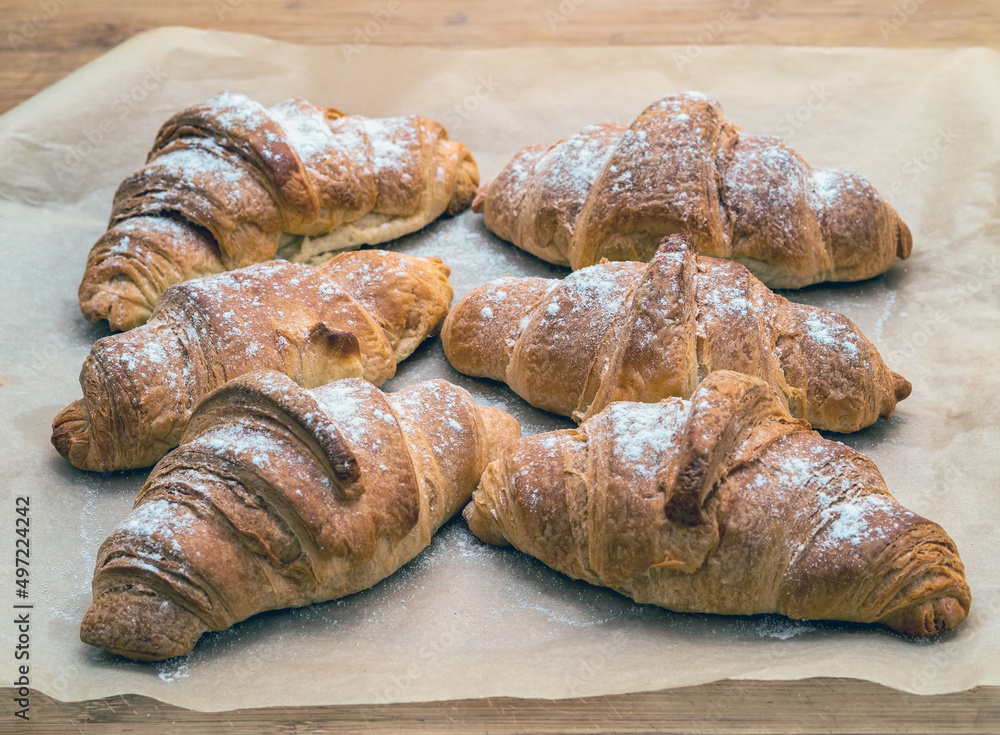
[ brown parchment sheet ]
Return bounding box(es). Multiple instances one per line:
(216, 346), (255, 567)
(0, 28), (997, 711)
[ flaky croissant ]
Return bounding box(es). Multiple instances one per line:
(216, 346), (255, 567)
(80, 92), (479, 331)
(442, 235), (910, 434)
(53, 250), (453, 472)
(81, 371), (520, 661)
(475, 91), (911, 288)
(466, 371), (969, 637)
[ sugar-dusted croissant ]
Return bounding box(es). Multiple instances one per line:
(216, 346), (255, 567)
(466, 371), (969, 637)
(53, 250), (453, 472)
(475, 91), (911, 288)
(442, 236), (910, 434)
(81, 371), (520, 661)
(80, 91), (479, 332)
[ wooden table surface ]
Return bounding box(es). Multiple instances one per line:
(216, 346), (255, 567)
(2, 1), (998, 732)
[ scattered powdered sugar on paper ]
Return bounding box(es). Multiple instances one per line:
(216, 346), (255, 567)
(155, 658), (192, 683)
(872, 291), (897, 343)
(738, 615), (817, 640)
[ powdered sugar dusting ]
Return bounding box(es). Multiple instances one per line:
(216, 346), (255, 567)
(810, 168), (880, 214)
(312, 379), (379, 445)
(199, 422), (281, 470)
(155, 142), (245, 186)
(206, 91), (270, 132)
(802, 310), (860, 362)
(817, 493), (901, 549)
(270, 102), (336, 162)
(811, 168), (842, 207)
(120, 498), (197, 554)
(552, 264), (628, 318)
(365, 116), (418, 180)
(391, 380), (469, 460)
(603, 400), (688, 478)
(724, 137), (808, 240)
(539, 124), (619, 202)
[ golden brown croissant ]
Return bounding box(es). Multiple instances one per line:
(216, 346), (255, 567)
(466, 371), (969, 637)
(81, 371), (520, 661)
(441, 235), (910, 434)
(474, 91), (911, 288)
(53, 250), (453, 472)
(80, 92), (479, 332)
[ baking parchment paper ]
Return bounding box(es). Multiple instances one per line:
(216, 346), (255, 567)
(0, 28), (997, 710)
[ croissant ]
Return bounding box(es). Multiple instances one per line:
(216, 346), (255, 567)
(53, 249), (453, 472)
(80, 371), (520, 661)
(474, 91), (911, 288)
(441, 235), (910, 434)
(466, 371), (970, 637)
(79, 91), (479, 332)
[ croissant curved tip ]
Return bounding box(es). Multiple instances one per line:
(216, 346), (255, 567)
(51, 400), (94, 470)
(471, 187), (486, 214)
(81, 591), (206, 662)
(878, 594), (970, 637)
(896, 219), (913, 260)
(892, 372), (913, 403)
(79, 277), (153, 333)
(446, 150), (480, 216)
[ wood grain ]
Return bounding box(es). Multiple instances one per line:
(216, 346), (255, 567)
(2, 1), (998, 731)
(5, 680), (999, 734)
(1, 0), (998, 113)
